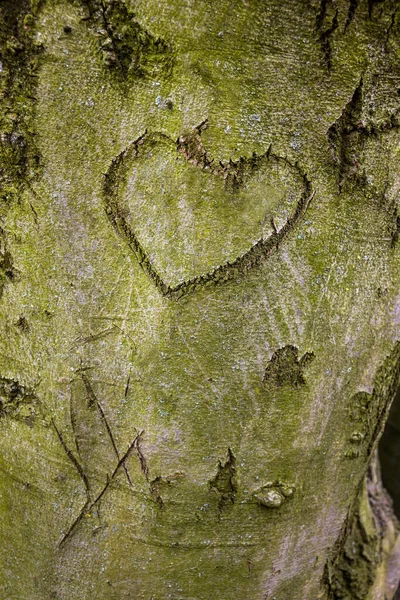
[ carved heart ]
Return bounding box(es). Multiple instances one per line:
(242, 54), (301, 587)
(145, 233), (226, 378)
(104, 125), (311, 298)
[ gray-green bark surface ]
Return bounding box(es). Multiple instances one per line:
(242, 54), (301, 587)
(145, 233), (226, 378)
(0, 0), (400, 598)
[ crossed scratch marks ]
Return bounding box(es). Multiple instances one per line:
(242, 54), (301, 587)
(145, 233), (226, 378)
(52, 372), (148, 547)
(54, 418), (142, 547)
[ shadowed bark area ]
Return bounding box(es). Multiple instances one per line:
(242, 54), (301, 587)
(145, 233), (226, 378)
(0, 0), (400, 598)
(380, 388), (400, 518)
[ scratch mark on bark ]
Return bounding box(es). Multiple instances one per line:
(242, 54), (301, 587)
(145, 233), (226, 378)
(69, 326), (117, 351)
(135, 431), (164, 507)
(80, 372), (132, 486)
(124, 374), (130, 398)
(175, 320), (223, 402)
(52, 418), (90, 500)
(58, 430), (142, 547)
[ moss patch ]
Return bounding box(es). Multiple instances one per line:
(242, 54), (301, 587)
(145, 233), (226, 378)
(0, 0), (42, 298)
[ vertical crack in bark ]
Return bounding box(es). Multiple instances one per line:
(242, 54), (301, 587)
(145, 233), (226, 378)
(327, 79), (365, 191)
(124, 374), (130, 398)
(345, 343), (400, 462)
(366, 343), (400, 460)
(209, 448), (237, 514)
(344, 0), (359, 32)
(323, 342), (400, 598)
(323, 482), (379, 599)
(391, 214), (400, 248)
(327, 68), (399, 208)
(368, 0), (385, 20)
(316, 0), (339, 72)
(324, 454), (400, 599)
(385, 8), (399, 48)
(78, 0), (174, 80)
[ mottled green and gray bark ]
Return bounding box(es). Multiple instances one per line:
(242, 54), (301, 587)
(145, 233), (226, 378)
(0, 0), (400, 598)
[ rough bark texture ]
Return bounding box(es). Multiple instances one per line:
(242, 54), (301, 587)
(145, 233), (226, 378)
(0, 0), (400, 598)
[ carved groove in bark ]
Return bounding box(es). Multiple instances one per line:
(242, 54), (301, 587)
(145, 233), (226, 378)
(103, 124), (314, 300)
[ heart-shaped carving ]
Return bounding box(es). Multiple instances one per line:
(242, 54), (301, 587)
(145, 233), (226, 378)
(104, 123), (312, 299)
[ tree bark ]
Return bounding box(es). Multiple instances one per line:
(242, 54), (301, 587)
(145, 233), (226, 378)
(0, 0), (399, 598)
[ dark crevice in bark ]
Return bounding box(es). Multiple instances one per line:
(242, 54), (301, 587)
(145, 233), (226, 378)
(78, 0), (173, 80)
(0, 0), (42, 198)
(324, 342), (400, 599)
(0, 376), (38, 425)
(16, 314), (29, 332)
(365, 343), (400, 460)
(0, 235), (19, 298)
(385, 8), (399, 48)
(209, 448), (237, 513)
(380, 383), (400, 518)
(328, 75), (400, 194)
(323, 495), (376, 599)
(368, 0), (385, 19)
(391, 213), (400, 248)
(103, 123), (314, 300)
(263, 345), (314, 389)
(344, 0), (359, 32)
(0, 0), (43, 299)
(315, 0), (339, 72)
(324, 458), (398, 599)
(343, 342), (400, 463)
(316, 0), (329, 31)
(328, 79), (364, 191)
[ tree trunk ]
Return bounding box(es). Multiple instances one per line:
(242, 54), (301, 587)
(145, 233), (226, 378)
(0, 0), (399, 598)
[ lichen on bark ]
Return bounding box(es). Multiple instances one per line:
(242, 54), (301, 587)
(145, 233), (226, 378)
(0, 0), (399, 598)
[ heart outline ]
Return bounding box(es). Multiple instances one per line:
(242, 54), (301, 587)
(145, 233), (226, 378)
(103, 124), (314, 300)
